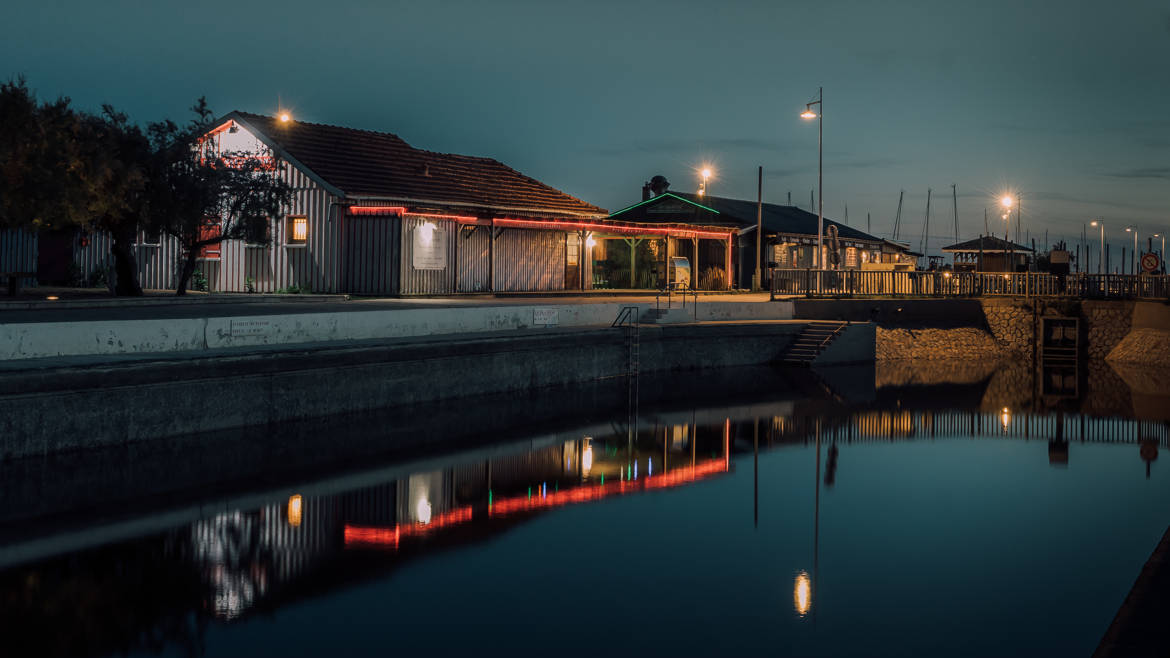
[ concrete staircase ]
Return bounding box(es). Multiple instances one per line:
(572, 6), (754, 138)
(641, 307), (696, 324)
(779, 321), (849, 365)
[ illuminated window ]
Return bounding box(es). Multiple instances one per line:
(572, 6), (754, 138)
(286, 216), (308, 245)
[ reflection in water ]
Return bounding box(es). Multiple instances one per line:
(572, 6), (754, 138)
(5, 363), (1170, 657)
(794, 570), (812, 617)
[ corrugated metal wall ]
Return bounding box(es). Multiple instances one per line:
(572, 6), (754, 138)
(0, 229), (38, 288)
(456, 225), (490, 293)
(399, 215), (458, 295)
(493, 228), (567, 292)
(342, 213), (400, 295)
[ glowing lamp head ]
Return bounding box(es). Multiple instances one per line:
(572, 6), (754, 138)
(1000, 195), (1014, 209)
(278, 112), (291, 123)
(701, 167), (712, 180)
(585, 235), (596, 248)
(800, 108), (817, 119)
(1091, 220), (1100, 227)
(1126, 227), (1134, 233)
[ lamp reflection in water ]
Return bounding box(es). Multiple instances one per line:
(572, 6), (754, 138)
(794, 570), (812, 616)
(1001, 407), (1011, 431)
(416, 497), (432, 525)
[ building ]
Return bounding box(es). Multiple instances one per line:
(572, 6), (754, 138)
(600, 176), (893, 289)
(941, 236), (1033, 272)
(4, 112), (610, 295)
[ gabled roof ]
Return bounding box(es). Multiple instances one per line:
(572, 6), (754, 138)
(225, 112), (606, 217)
(941, 235), (1033, 253)
(612, 191), (885, 244)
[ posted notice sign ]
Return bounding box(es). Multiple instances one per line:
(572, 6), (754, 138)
(533, 308), (559, 326)
(1141, 252), (1160, 273)
(412, 224), (447, 270)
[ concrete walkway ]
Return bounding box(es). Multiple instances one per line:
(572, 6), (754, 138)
(0, 293), (790, 360)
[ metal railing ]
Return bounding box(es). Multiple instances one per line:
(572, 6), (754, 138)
(769, 269), (1170, 300)
(655, 286), (699, 319)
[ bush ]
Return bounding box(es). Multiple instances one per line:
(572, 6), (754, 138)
(192, 269), (208, 292)
(698, 267), (726, 291)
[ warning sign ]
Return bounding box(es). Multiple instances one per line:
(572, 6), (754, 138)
(1141, 252), (1160, 273)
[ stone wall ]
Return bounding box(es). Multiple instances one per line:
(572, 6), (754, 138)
(876, 326), (1005, 360)
(980, 299), (1033, 355)
(1084, 300), (1134, 359)
(1107, 328), (1170, 367)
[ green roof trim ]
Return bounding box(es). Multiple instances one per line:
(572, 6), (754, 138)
(607, 192), (720, 218)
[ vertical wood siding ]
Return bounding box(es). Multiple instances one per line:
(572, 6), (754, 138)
(0, 229), (38, 288)
(493, 229), (567, 292)
(456, 225), (490, 293)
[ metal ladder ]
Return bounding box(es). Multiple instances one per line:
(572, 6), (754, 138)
(613, 306), (641, 439)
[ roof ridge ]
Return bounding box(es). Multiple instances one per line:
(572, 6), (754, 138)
(233, 110), (415, 146)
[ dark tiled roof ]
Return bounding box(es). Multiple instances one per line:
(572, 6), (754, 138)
(665, 192), (884, 243)
(941, 235), (1033, 252)
(230, 112), (605, 217)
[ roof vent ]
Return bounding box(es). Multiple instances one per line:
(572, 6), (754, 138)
(423, 163), (431, 177)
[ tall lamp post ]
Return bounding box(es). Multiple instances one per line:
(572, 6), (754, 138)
(698, 167), (711, 197)
(801, 88), (823, 270)
(1090, 220), (1104, 274)
(1126, 226), (1138, 274)
(1156, 233), (1166, 271)
(1000, 195), (1014, 270)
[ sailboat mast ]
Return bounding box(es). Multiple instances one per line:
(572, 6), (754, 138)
(892, 190), (904, 241)
(920, 188), (932, 264)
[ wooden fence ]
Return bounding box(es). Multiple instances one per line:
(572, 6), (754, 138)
(771, 269), (1170, 299)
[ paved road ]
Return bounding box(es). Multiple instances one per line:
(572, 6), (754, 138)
(0, 293), (775, 324)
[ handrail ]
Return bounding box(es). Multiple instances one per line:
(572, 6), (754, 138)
(612, 305), (640, 328)
(818, 321), (848, 349)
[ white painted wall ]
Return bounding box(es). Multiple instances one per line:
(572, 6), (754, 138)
(0, 301), (794, 360)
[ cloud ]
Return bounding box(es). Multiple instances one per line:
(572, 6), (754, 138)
(592, 136), (798, 157)
(1102, 166), (1170, 180)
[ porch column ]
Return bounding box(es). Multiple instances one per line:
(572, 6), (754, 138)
(725, 235), (733, 290)
(691, 237), (699, 289)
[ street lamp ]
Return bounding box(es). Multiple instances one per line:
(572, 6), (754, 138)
(801, 87), (823, 270)
(1156, 234), (1165, 270)
(1126, 226), (1138, 274)
(698, 167), (712, 196)
(1090, 220), (1104, 274)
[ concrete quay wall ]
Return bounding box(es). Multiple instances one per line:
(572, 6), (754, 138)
(0, 300), (794, 361)
(0, 323), (801, 458)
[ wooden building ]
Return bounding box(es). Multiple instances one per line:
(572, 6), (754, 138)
(942, 236), (1033, 272)
(4, 112), (610, 295)
(602, 180), (890, 289)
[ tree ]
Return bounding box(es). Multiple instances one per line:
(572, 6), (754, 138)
(146, 99), (291, 295)
(0, 78), (149, 295)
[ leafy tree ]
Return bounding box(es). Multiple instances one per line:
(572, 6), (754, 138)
(146, 98), (291, 295)
(0, 78), (149, 295)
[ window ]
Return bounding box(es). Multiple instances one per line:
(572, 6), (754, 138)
(286, 216), (308, 245)
(246, 218), (273, 248)
(846, 247), (859, 268)
(139, 226), (161, 246)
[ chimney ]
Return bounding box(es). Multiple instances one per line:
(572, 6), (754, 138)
(642, 182), (652, 201)
(648, 175), (670, 197)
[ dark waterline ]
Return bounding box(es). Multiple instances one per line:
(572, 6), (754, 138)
(1, 362), (1167, 657)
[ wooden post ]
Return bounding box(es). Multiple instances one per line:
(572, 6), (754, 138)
(726, 234), (733, 290)
(488, 218), (495, 293)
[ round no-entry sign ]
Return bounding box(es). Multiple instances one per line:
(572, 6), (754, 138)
(1141, 252), (1160, 273)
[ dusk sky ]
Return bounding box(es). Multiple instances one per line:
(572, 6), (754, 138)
(5, 0), (1168, 255)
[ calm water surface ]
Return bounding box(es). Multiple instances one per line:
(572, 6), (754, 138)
(2, 363), (1167, 657)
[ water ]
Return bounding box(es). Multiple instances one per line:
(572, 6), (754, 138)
(1, 363), (1168, 657)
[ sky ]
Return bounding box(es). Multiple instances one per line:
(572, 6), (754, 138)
(4, 0), (1169, 260)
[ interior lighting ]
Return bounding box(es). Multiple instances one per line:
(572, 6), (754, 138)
(287, 495), (303, 527)
(45, 295), (59, 301)
(582, 441), (593, 477)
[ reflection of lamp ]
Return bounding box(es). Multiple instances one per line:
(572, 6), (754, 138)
(794, 571), (812, 616)
(287, 495), (303, 527)
(416, 497), (432, 525)
(582, 441), (593, 477)
(1000, 407), (1011, 430)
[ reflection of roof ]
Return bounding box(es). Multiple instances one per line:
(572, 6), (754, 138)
(609, 192), (885, 244)
(226, 111), (606, 217)
(941, 236), (1033, 253)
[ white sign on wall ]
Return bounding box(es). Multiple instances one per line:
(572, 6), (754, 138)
(533, 308), (559, 326)
(230, 319), (271, 337)
(412, 222), (447, 270)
